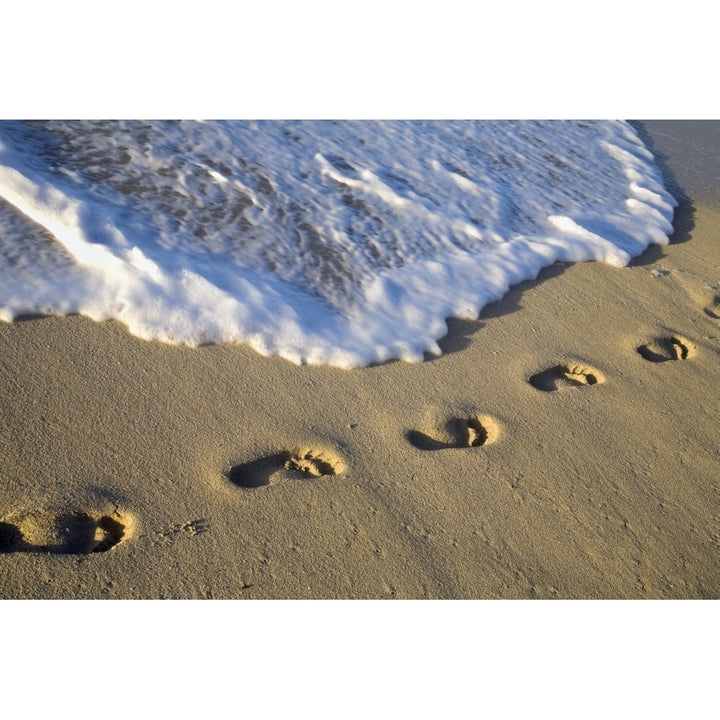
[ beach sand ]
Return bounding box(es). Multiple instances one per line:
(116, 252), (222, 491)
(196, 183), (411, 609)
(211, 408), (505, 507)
(1, 121), (718, 599)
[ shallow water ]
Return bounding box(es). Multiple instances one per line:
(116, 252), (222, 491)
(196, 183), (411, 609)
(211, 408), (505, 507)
(0, 120), (675, 366)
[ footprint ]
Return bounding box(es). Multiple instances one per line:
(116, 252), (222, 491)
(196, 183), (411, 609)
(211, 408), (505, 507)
(0, 509), (132, 554)
(407, 414), (501, 451)
(637, 335), (695, 362)
(155, 518), (210, 544)
(284, 451), (338, 477)
(705, 296), (720, 319)
(227, 448), (343, 489)
(529, 363), (605, 392)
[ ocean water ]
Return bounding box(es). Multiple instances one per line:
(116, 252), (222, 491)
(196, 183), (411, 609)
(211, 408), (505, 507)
(0, 120), (675, 367)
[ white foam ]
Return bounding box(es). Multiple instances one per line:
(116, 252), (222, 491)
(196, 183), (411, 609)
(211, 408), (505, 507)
(0, 121), (676, 367)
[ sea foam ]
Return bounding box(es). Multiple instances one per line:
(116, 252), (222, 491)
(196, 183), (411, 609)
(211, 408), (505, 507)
(0, 120), (675, 367)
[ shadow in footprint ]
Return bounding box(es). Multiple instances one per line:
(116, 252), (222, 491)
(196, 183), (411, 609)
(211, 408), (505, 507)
(407, 416), (499, 451)
(637, 336), (695, 362)
(0, 522), (24, 553)
(228, 449), (340, 489)
(705, 296), (720, 319)
(93, 516), (126, 552)
(228, 452), (291, 488)
(529, 364), (605, 392)
(406, 430), (450, 451)
(0, 512), (128, 554)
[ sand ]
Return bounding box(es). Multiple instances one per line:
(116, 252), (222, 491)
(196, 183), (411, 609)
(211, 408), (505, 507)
(0, 121), (718, 599)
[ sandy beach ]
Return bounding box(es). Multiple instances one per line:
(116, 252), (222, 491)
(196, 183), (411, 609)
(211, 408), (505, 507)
(0, 120), (718, 599)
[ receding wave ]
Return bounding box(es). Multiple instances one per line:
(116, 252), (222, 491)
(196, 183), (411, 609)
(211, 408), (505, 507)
(0, 120), (675, 366)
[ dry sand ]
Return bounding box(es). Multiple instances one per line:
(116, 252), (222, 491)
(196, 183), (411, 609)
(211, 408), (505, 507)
(1, 121), (718, 599)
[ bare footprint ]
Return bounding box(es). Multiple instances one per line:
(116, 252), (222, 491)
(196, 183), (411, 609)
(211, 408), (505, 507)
(529, 363), (605, 392)
(407, 414), (501, 451)
(227, 447), (343, 489)
(0, 509), (132, 554)
(705, 296), (720, 319)
(637, 335), (696, 362)
(155, 518), (210, 544)
(283, 451), (338, 477)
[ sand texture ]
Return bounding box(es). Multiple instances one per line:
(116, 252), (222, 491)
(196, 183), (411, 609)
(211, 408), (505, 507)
(1, 121), (718, 599)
